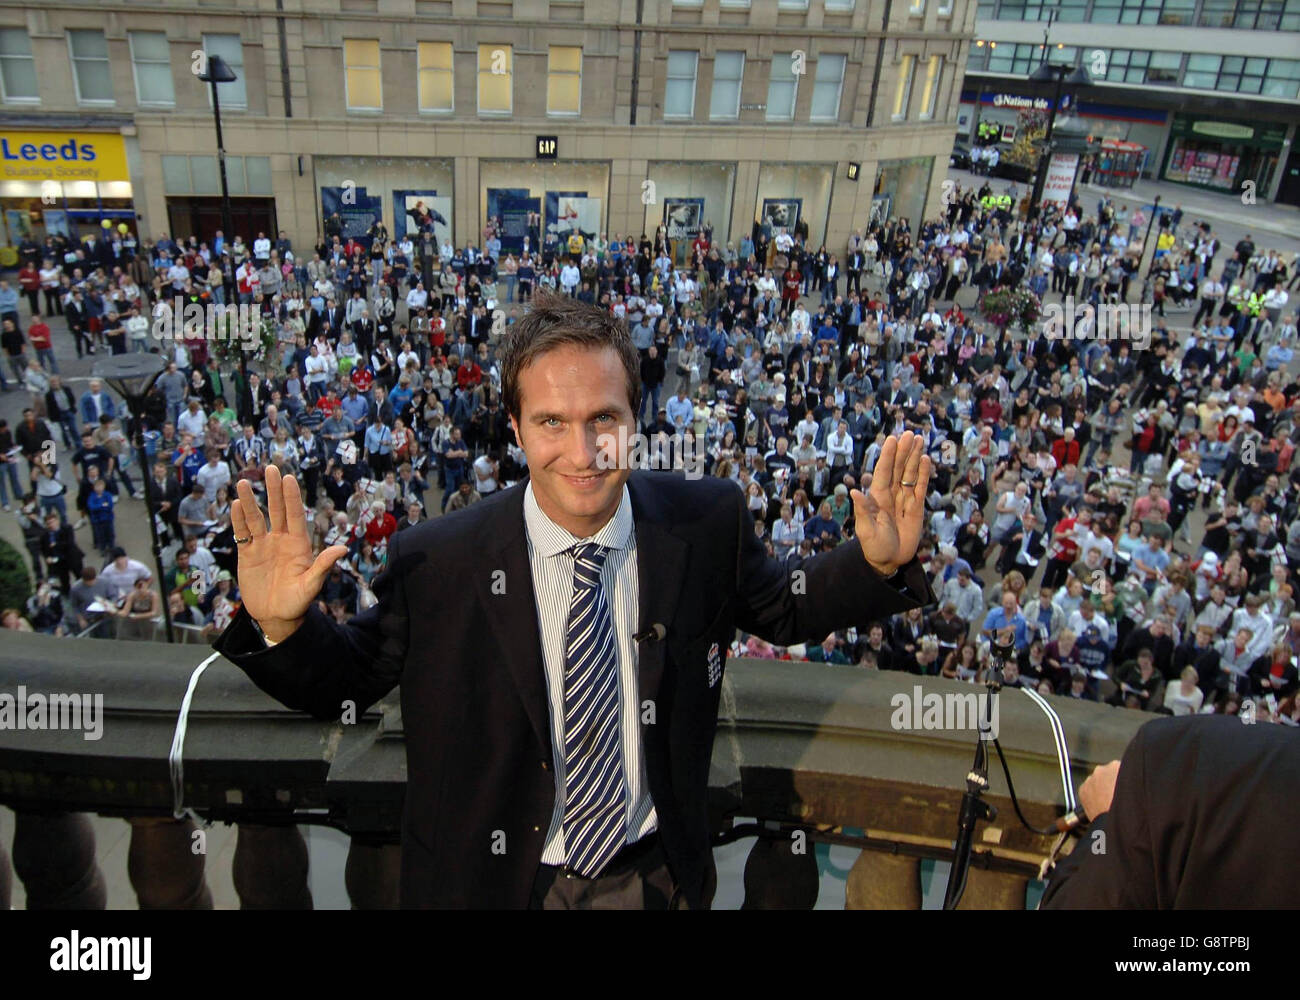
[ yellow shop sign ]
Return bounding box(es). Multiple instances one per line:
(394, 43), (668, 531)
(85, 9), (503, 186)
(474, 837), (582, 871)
(0, 130), (130, 182)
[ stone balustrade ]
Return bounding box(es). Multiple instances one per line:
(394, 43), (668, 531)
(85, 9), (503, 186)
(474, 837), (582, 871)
(0, 634), (1144, 909)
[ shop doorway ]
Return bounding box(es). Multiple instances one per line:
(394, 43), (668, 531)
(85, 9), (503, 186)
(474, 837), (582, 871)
(1277, 149), (1300, 207)
(165, 197), (278, 246)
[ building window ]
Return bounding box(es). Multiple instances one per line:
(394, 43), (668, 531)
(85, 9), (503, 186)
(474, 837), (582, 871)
(1216, 55), (1269, 94)
(161, 154), (273, 196)
(1199, 0), (1237, 24)
(1158, 0), (1196, 23)
(672, 0), (704, 7)
(343, 39), (382, 110)
(892, 53), (915, 120)
(417, 41), (453, 111)
(718, 0), (752, 7)
(1226, 0), (1300, 29)
(825, 0), (856, 10)
(1183, 53), (1221, 89)
(918, 55), (942, 119)
(767, 51), (798, 120)
(936, 0), (954, 12)
(1146, 51), (1181, 84)
(129, 31), (174, 106)
(201, 34), (247, 108)
(909, 0), (925, 12)
(665, 50), (698, 118)
(778, 0), (810, 9)
(69, 29), (113, 103)
(478, 43), (513, 114)
(709, 50), (744, 120)
(547, 46), (582, 116)
(810, 53), (845, 121)
(1263, 58), (1300, 98)
(0, 28), (38, 102)
(995, 0), (1088, 20)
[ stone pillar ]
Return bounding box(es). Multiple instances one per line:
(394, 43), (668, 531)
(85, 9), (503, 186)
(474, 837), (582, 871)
(345, 839), (401, 909)
(233, 824), (313, 909)
(127, 816), (213, 909)
(740, 831), (820, 909)
(845, 850), (923, 909)
(13, 811), (107, 909)
(955, 866), (1029, 910)
(0, 837), (12, 910)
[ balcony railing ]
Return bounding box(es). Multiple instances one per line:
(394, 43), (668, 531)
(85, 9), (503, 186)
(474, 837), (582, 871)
(0, 633), (1144, 909)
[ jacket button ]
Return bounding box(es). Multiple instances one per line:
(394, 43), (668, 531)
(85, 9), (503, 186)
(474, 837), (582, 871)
(540, 760), (551, 771)
(533, 825), (540, 832)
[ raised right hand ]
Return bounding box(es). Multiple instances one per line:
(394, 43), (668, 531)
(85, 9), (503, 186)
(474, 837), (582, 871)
(231, 465), (347, 643)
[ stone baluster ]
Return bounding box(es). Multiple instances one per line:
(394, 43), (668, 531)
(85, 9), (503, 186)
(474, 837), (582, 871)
(233, 824), (313, 909)
(0, 837), (12, 910)
(845, 850), (923, 909)
(13, 811), (107, 909)
(954, 866), (1029, 910)
(128, 816), (213, 909)
(740, 827), (820, 909)
(345, 839), (401, 909)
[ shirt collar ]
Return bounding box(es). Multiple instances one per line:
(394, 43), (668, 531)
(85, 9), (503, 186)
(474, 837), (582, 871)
(523, 480), (633, 559)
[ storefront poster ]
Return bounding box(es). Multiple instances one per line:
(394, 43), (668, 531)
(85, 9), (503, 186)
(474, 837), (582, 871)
(761, 198), (801, 235)
(869, 196), (891, 228)
(321, 185), (383, 243)
(393, 190), (451, 245)
(488, 188), (539, 254)
(545, 192), (600, 243)
(662, 198), (704, 241)
(42, 209), (69, 237)
(5, 209), (30, 242)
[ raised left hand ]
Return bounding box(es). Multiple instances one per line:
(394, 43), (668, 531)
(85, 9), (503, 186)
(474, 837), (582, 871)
(851, 431), (932, 578)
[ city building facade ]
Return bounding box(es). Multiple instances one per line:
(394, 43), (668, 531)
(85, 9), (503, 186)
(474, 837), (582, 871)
(0, 0), (974, 254)
(960, 0), (1300, 205)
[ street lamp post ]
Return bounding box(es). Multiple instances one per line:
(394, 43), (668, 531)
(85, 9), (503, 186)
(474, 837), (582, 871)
(1141, 194), (1163, 277)
(198, 53), (239, 252)
(1026, 62), (1092, 225)
(94, 354), (175, 644)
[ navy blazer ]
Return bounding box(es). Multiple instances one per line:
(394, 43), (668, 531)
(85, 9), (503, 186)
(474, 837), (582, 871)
(215, 471), (934, 908)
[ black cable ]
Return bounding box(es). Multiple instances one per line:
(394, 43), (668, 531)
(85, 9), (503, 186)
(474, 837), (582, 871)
(993, 737), (1059, 837)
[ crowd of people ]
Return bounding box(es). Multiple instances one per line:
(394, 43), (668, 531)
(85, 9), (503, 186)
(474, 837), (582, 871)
(3, 188), (1298, 726)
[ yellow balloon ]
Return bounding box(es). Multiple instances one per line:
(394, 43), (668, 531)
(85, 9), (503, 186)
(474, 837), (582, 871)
(117, 223), (129, 235)
(100, 219), (112, 229)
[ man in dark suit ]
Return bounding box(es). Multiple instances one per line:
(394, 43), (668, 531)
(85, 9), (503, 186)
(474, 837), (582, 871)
(1041, 715), (1300, 908)
(996, 511), (1047, 577)
(218, 291), (936, 909)
(238, 371), (270, 428)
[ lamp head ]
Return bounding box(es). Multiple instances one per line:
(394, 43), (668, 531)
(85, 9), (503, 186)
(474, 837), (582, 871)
(198, 53), (238, 84)
(93, 353), (166, 406)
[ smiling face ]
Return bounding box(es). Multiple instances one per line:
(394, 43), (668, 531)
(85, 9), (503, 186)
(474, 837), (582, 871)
(509, 344), (634, 538)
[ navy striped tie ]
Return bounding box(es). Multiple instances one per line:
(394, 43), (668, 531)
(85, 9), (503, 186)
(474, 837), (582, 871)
(562, 542), (626, 877)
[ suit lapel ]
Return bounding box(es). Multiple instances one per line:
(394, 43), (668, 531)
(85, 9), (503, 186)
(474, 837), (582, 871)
(473, 484), (552, 754)
(627, 475), (689, 708)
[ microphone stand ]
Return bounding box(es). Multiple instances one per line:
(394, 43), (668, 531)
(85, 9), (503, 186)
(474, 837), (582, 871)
(943, 634), (1015, 910)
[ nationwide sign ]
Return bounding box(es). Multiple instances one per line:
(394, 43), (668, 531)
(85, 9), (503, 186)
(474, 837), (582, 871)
(0, 130), (129, 182)
(992, 94), (1051, 110)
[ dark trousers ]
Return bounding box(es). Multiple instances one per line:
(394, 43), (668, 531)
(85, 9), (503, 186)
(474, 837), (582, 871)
(529, 836), (681, 910)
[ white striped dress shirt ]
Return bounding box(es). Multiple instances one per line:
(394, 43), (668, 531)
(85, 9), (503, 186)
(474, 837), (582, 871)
(523, 482), (657, 865)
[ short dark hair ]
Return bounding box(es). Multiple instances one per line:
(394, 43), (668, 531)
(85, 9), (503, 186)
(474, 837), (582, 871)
(498, 290), (639, 422)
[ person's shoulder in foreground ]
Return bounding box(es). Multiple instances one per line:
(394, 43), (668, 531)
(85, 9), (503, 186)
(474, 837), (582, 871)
(1041, 714), (1300, 909)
